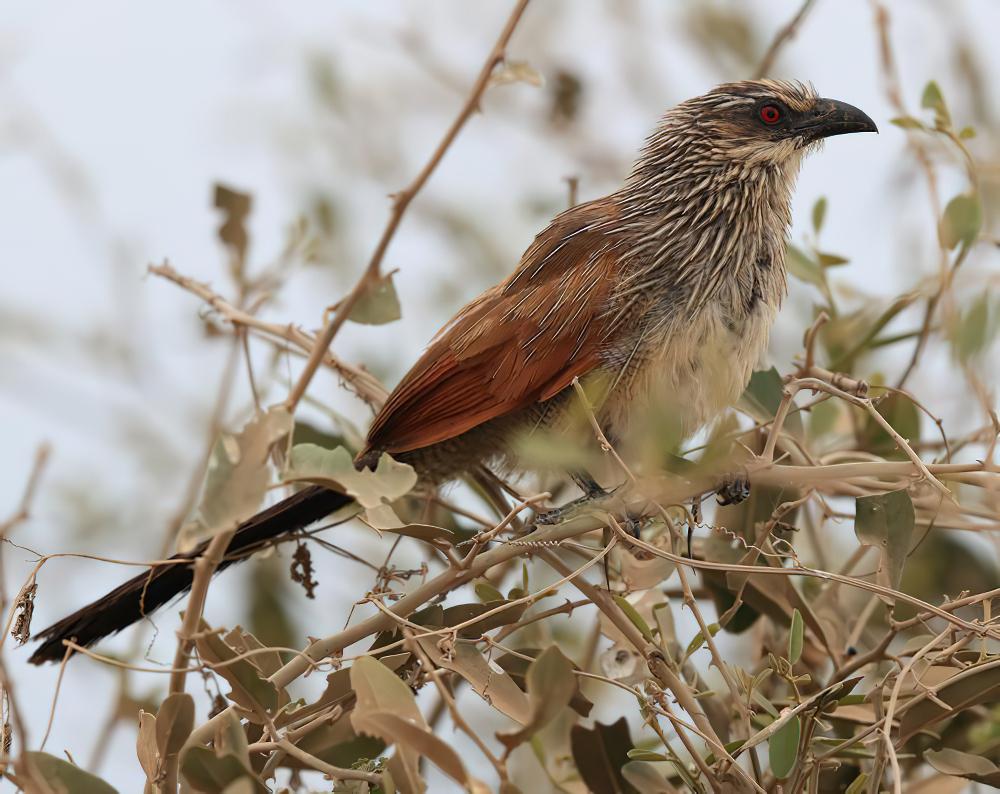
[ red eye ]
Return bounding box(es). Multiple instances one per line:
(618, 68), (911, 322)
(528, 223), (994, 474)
(759, 104), (782, 124)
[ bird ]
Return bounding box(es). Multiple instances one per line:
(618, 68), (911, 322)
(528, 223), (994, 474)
(29, 80), (876, 664)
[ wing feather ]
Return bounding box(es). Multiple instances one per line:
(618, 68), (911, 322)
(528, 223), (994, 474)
(362, 199), (624, 455)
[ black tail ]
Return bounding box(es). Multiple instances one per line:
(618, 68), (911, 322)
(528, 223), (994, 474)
(29, 485), (352, 664)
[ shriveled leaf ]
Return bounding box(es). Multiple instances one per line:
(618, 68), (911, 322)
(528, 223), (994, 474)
(497, 646), (576, 751)
(622, 761), (677, 792)
(180, 747), (265, 793)
(214, 183), (252, 274)
(854, 489), (915, 593)
(788, 609), (804, 665)
(570, 718), (638, 794)
(348, 271), (402, 326)
(811, 196), (827, 234)
(618, 546), (674, 590)
(21, 752), (118, 794)
(136, 710), (158, 782)
(924, 748), (1000, 787)
(285, 444), (416, 511)
(939, 192), (982, 249)
(155, 692), (195, 758)
(196, 623), (284, 717)
(845, 772), (869, 793)
(490, 60), (544, 87)
(768, 715), (800, 779)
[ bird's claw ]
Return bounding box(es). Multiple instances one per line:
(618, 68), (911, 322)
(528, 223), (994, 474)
(716, 472), (751, 506)
(535, 484), (622, 525)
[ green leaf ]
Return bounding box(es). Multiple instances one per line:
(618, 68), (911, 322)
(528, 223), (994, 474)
(788, 609), (803, 665)
(958, 125), (976, 139)
(859, 392), (920, 460)
(811, 197), (827, 234)
(621, 760), (676, 792)
(768, 715), (801, 779)
(180, 747), (264, 793)
(626, 749), (668, 762)
(817, 252), (849, 267)
(951, 292), (998, 362)
(348, 271), (402, 325)
(785, 244), (824, 287)
(740, 367), (803, 438)
(940, 192), (982, 249)
(613, 594), (655, 642)
(497, 646), (577, 751)
(845, 772), (869, 794)
(854, 489), (915, 592)
(921, 80), (951, 127)
(23, 752), (119, 794)
(890, 115), (925, 130)
(474, 580), (504, 603)
(684, 622), (721, 661)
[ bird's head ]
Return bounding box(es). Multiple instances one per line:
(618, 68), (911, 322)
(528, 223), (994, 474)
(633, 80), (877, 183)
(677, 80), (876, 166)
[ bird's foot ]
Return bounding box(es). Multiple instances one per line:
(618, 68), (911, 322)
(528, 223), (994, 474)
(715, 471), (751, 506)
(536, 483), (622, 525)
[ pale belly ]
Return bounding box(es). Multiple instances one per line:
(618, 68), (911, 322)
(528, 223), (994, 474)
(601, 300), (777, 443)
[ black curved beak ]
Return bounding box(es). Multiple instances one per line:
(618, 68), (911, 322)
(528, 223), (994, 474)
(791, 98), (878, 140)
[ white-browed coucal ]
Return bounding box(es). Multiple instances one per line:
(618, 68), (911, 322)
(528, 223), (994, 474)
(30, 80), (876, 664)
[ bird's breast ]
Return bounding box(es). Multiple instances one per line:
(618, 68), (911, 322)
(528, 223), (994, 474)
(600, 280), (779, 444)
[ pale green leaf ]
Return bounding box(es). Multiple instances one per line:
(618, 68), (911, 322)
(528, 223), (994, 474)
(855, 489), (915, 592)
(811, 197), (827, 234)
(348, 271), (402, 326)
(285, 443), (416, 510)
(939, 192), (982, 249)
(768, 715), (800, 779)
(24, 752), (119, 794)
(788, 608), (804, 665)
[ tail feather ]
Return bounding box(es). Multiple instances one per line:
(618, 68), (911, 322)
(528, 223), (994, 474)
(28, 485), (352, 665)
